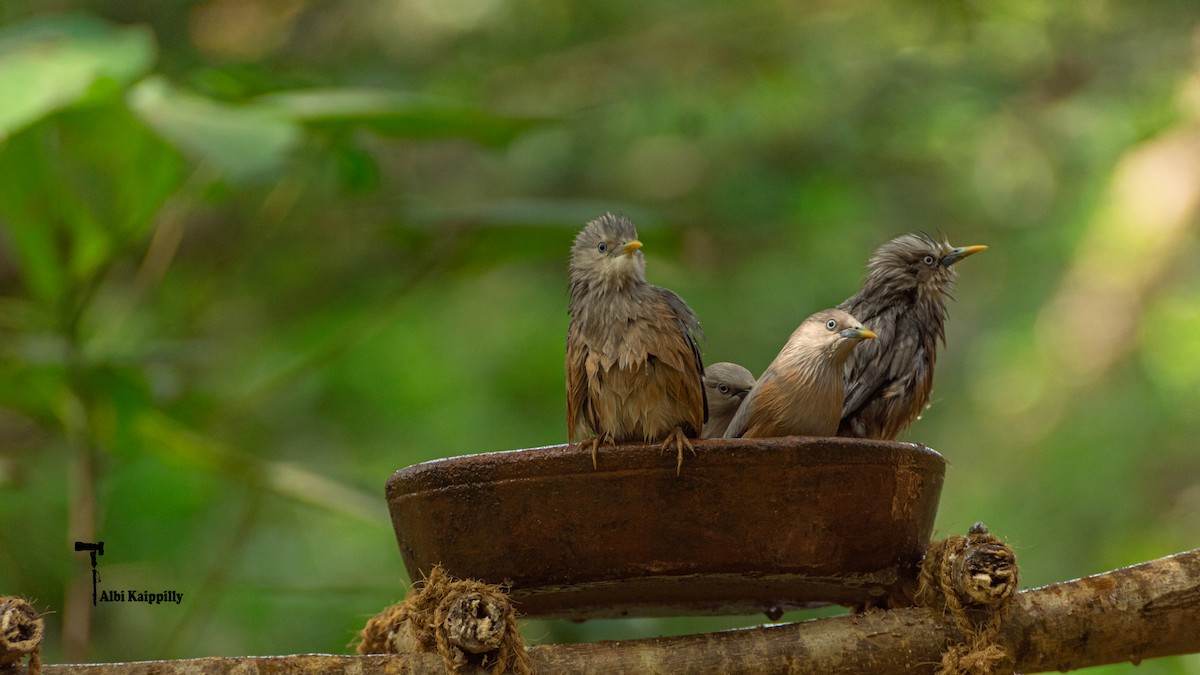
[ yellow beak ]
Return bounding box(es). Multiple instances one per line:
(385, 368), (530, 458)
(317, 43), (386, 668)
(840, 327), (877, 340)
(941, 244), (987, 266)
(622, 240), (643, 256)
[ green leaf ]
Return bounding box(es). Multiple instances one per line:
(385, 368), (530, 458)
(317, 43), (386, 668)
(0, 131), (67, 301)
(129, 76), (302, 183)
(258, 88), (541, 146)
(0, 361), (67, 427)
(0, 14), (156, 140)
(60, 104), (186, 278)
(0, 101), (185, 302)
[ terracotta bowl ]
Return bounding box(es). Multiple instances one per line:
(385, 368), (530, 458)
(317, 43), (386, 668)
(386, 437), (944, 619)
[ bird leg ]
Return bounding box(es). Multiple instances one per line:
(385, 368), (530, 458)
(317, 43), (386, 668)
(659, 426), (697, 475)
(585, 433), (617, 469)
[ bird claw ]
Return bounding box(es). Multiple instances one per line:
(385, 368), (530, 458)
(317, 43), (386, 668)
(585, 435), (616, 469)
(659, 427), (697, 475)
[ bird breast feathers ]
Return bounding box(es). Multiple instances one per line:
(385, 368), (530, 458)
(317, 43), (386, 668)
(572, 287), (697, 373)
(584, 318), (693, 374)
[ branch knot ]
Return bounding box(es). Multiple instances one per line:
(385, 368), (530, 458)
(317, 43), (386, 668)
(916, 522), (1018, 674)
(357, 565), (532, 674)
(0, 596), (43, 675)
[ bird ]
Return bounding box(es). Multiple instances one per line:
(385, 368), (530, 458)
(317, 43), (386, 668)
(701, 362), (756, 438)
(837, 233), (986, 440)
(565, 213), (706, 473)
(724, 309), (875, 439)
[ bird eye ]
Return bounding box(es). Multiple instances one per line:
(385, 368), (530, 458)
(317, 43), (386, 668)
(922, 255), (935, 265)
(718, 384), (730, 394)
(597, 242), (607, 253)
(825, 319), (837, 331)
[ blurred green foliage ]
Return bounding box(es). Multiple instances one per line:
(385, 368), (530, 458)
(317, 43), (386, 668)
(0, 2), (1198, 672)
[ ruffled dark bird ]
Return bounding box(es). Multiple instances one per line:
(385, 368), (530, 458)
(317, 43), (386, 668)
(701, 362), (756, 439)
(724, 309), (875, 439)
(566, 214), (706, 472)
(837, 233), (986, 440)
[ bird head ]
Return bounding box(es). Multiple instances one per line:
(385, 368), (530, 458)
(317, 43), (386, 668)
(801, 308), (877, 360)
(864, 233), (986, 301)
(703, 362), (756, 404)
(570, 213), (647, 291)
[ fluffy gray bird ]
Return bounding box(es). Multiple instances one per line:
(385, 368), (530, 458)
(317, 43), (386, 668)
(566, 213), (706, 472)
(724, 309), (875, 439)
(701, 362), (756, 438)
(837, 233), (986, 440)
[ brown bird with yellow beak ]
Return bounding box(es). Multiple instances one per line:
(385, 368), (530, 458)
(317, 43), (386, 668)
(566, 214), (706, 472)
(724, 309), (875, 439)
(837, 233), (986, 440)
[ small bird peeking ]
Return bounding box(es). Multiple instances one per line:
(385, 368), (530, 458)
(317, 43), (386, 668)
(837, 233), (986, 440)
(724, 309), (876, 439)
(701, 362), (756, 438)
(565, 213), (707, 473)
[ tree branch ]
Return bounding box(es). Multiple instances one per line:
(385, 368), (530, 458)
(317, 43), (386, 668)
(28, 549), (1200, 674)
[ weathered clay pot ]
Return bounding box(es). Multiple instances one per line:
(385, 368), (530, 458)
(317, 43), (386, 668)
(386, 437), (944, 619)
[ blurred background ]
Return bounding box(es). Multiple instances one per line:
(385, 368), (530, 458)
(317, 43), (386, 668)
(0, 1), (1197, 671)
